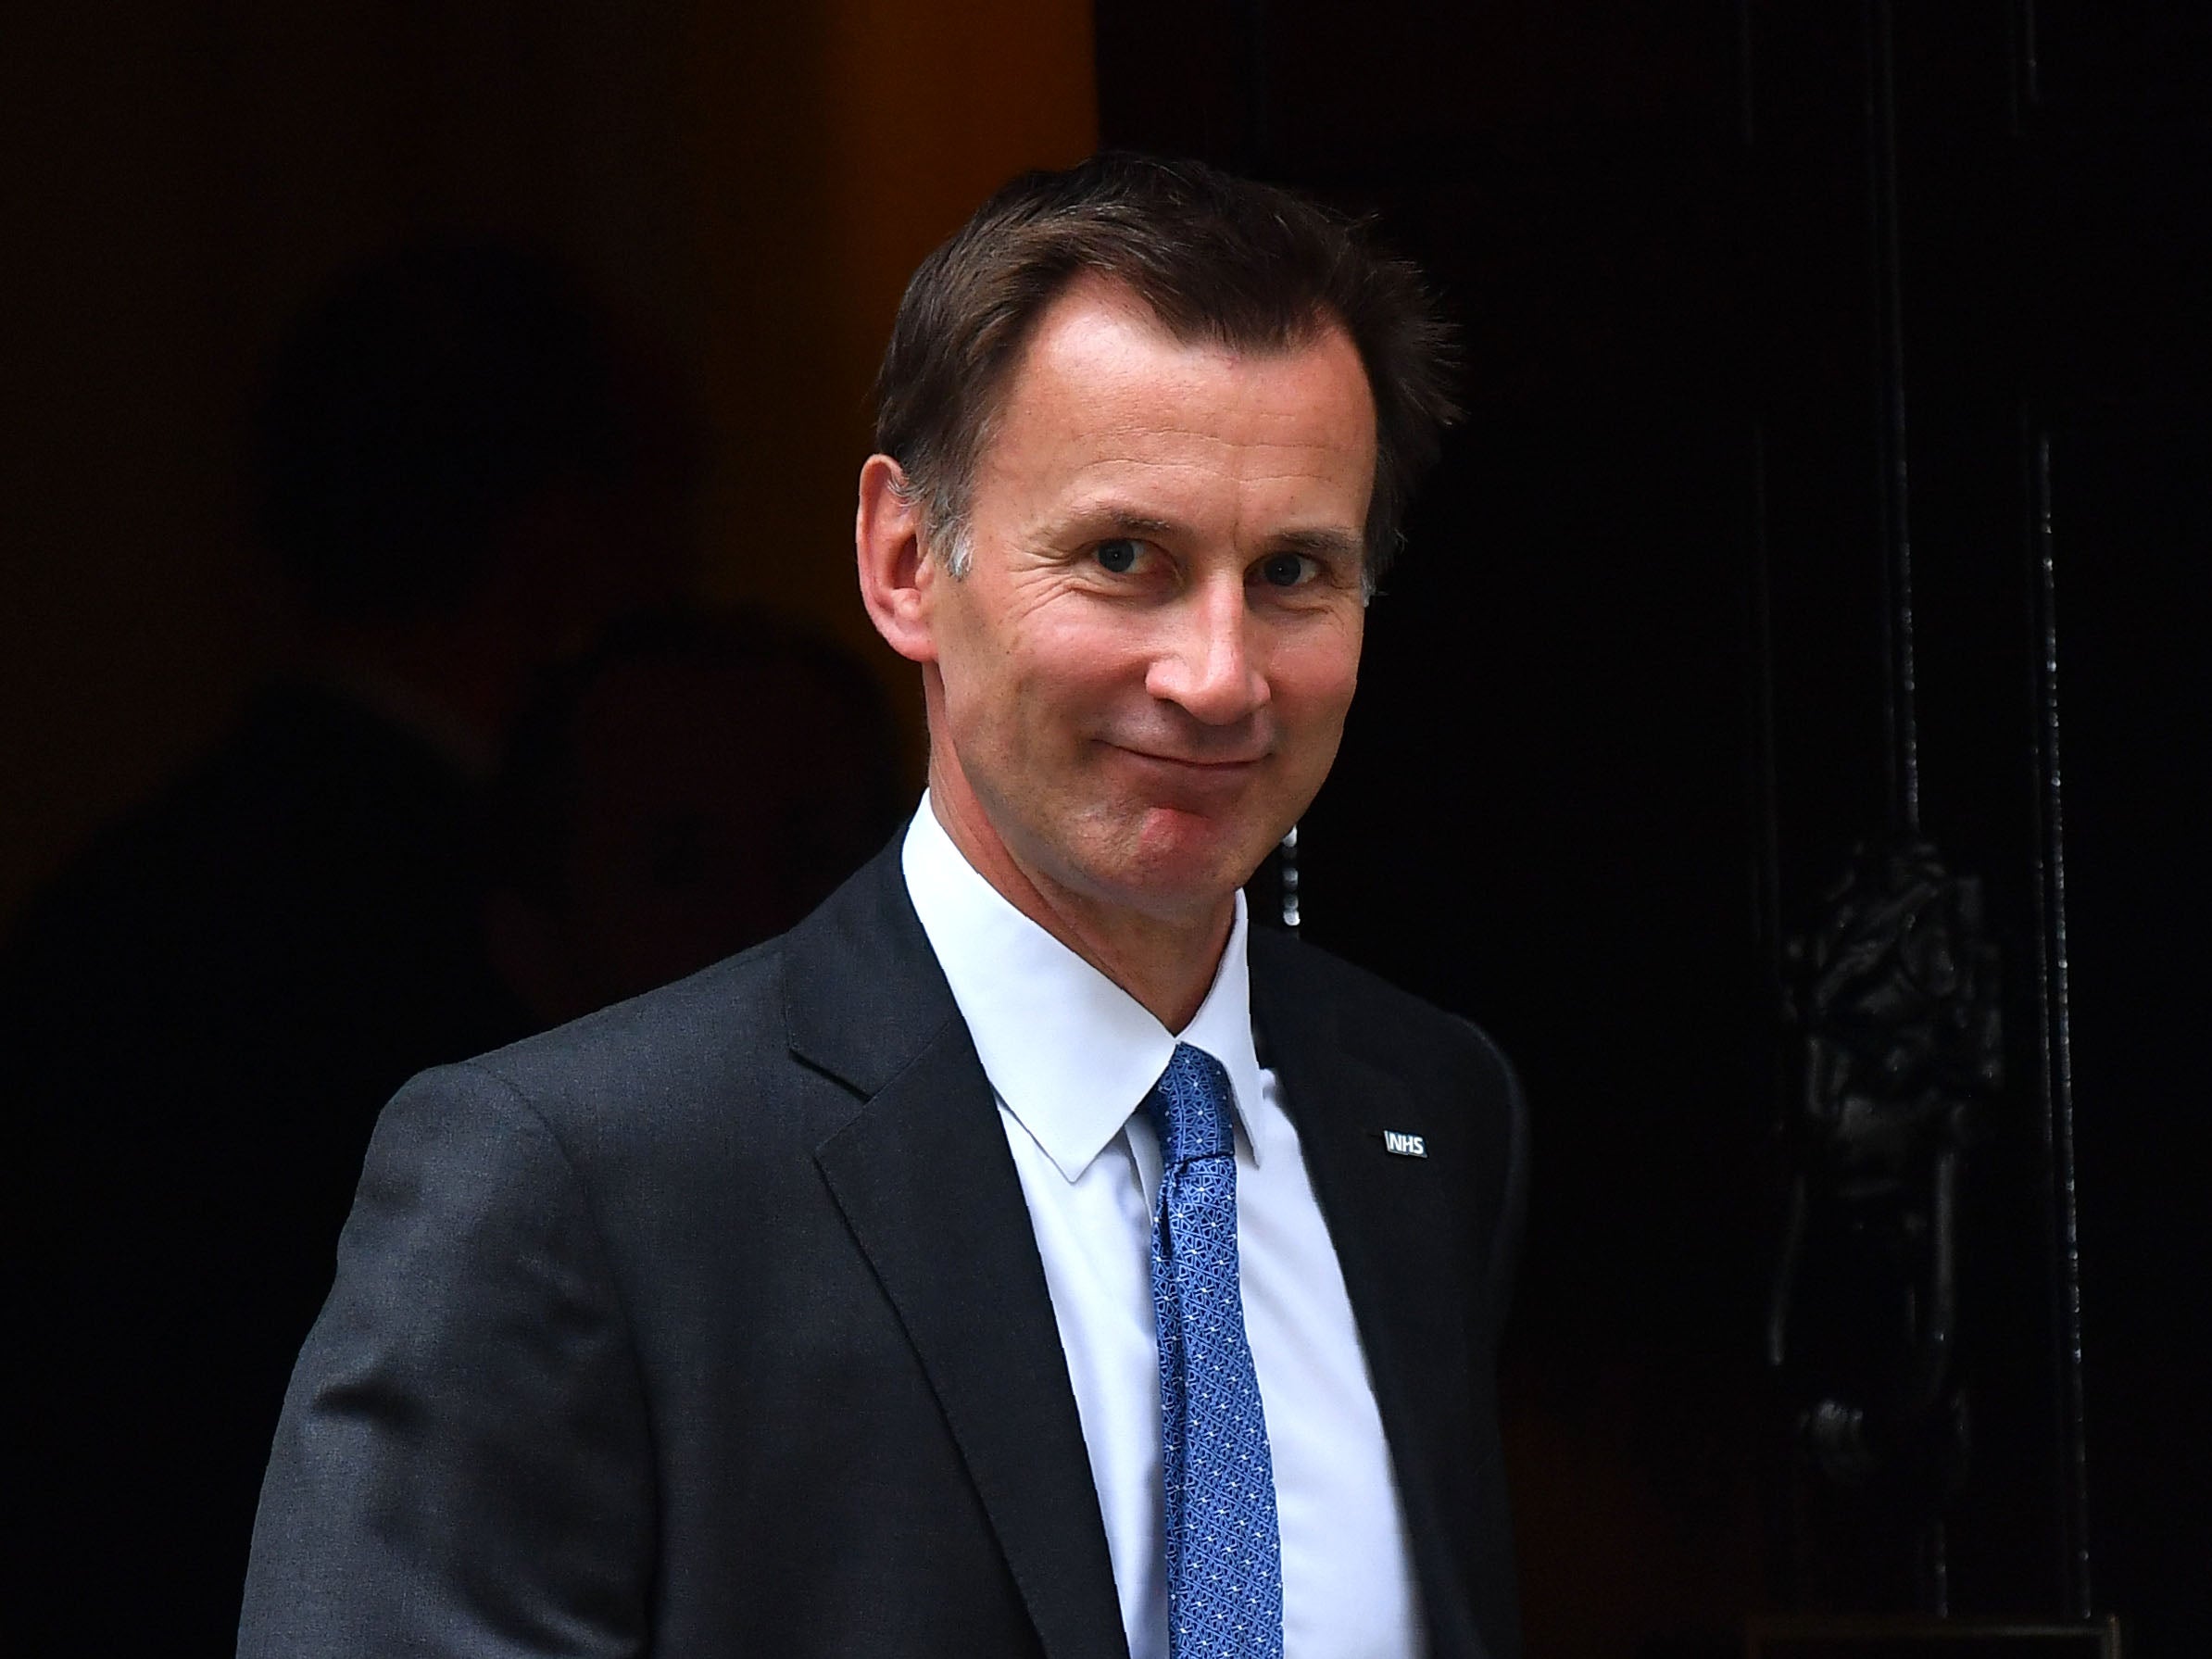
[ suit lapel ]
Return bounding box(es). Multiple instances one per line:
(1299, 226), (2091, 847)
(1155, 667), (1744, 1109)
(1249, 944), (1486, 1659)
(786, 845), (1128, 1659)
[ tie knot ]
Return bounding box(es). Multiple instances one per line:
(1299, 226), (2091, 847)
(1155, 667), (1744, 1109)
(1145, 1042), (1237, 1166)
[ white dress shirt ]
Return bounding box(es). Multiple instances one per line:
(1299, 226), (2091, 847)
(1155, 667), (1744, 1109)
(902, 798), (1426, 1659)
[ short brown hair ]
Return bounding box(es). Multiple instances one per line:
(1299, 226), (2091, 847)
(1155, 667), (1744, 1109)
(873, 152), (1459, 587)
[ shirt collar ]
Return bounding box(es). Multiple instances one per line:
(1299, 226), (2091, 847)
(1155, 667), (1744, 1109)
(900, 793), (1267, 1184)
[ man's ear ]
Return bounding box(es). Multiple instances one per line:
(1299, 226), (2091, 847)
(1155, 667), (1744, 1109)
(856, 454), (939, 665)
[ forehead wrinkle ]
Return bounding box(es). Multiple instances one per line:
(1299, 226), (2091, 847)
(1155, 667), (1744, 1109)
(1063, 408), (1351, 448)
(1052, 438), (1356, 496)
(1051, 455), (1343, 520)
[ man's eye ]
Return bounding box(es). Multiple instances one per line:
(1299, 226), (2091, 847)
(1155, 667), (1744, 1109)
(1259, 552), (1313, 588)
(1094, 539), (1142, 573)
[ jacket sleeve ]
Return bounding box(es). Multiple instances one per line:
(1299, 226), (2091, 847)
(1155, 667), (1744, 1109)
(1459, 1016), (1529, 1659)
(1474, 1025), (1530, 1347)
(237, 1061), (655, 1659)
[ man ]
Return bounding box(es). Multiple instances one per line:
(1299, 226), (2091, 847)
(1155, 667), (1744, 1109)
(239, 155), (1525, 1659)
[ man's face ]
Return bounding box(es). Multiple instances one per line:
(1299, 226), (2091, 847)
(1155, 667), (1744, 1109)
(920, 275), (1375, 924)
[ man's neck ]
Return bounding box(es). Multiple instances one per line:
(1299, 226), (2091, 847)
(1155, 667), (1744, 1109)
(925, 775), (1233, 1034)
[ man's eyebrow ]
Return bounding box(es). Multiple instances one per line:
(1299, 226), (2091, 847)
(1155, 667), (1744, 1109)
(1055, 506), (1185, 540)
(1271, 526), (1365, 564)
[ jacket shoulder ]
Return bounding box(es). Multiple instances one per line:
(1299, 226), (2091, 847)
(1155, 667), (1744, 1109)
(438, 939), (799, 1147)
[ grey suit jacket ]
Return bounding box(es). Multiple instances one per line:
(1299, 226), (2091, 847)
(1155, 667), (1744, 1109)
(238, 839), (1527, 1658)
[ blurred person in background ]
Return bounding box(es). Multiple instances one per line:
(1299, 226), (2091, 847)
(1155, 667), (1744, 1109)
(483, 603), (905, 1028)
(3, 236), (696, 1656)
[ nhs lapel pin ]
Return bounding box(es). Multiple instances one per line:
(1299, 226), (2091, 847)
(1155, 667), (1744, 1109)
(1381, 1129), (1427, 1159)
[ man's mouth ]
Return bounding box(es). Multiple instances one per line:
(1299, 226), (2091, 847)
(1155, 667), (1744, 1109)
(1108, 744), (1268, 771)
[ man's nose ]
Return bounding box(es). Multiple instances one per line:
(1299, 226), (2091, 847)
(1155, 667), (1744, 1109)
(1146, 576), (1269, 726)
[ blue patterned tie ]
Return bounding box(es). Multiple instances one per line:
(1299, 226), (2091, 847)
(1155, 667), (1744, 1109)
(1146, 1043), (1285, 1659)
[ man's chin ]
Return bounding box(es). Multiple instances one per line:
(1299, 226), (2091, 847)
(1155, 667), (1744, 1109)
(1073, 814), (1273, 921)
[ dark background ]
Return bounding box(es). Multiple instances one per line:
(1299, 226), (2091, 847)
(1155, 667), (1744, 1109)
(6, 2), (2206, 1655)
